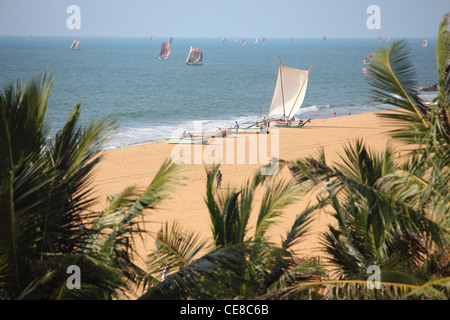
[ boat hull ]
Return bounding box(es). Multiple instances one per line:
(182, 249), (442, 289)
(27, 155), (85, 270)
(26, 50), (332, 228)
(270, 118), (311, 128)
(165, 137), (210, 144)
(218, 127), (270, 134)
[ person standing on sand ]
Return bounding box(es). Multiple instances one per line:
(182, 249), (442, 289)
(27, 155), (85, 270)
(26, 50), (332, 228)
(216, 170), (222, 189)
(234, 121), (239, 133)
(162, 265), (170, 281)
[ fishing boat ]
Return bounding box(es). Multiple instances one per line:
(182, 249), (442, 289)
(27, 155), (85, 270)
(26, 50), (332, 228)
(270, 118), (311, 128)
(185, 46), (203, 65)
(422, 39), (428, 47)
(70, 39), (80, 50)
(165, 135), (211, 145)
(266, 57), (313, 128)
(217, 124), (270, 135)
(159, 42), (170, 60)
(191, 128), (230, 138)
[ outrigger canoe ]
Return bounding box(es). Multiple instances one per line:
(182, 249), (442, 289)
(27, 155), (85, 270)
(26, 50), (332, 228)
(270, 118), (311, 128)
(165, 136), (211, 145)
(218, 126), (270, 135)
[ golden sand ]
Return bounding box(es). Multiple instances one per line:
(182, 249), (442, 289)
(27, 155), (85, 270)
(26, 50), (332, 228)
(91, 111), (403, 273)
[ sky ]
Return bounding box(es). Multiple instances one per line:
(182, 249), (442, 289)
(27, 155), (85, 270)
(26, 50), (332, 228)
(0, 0), (448, 38)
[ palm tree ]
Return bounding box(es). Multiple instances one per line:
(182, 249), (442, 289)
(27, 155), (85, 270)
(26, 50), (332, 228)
(264, 16), (450, 300)
(0, 73), (182, 299)
(140, 163), (324, 300)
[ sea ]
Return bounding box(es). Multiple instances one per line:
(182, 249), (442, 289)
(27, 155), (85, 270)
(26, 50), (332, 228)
(0, 36), (438, 150)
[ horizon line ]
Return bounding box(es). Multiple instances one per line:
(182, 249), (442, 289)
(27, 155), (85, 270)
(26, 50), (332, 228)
(0, 34), (436, 40)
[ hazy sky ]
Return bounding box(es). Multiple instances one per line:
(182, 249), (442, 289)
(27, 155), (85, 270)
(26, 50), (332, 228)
(0, 0), (448, 38)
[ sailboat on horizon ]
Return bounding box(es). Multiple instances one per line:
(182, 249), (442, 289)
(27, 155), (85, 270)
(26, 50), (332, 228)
(266, 57), (313, 127)
(185, 46), (203, 65)
(158, 42), (170, 60)
(70, 39), (80, 50)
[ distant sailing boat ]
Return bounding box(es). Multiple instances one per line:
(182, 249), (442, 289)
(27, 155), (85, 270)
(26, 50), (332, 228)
(185, 46), (203, 65)
(222, 37), (227, 44)
(290, 36), (294, 42)
(323, 36), (327, 41)
(242, 38), (246, 46)
(422, 39), (428, 47)
(150, 36), (154, 41)
(168, 37), (174, 44)
(70, 39), (80, 50)
(254, 37), (258, 44)
(262, 37), (266, 44)
(267, 57), (313, 127)
(386, 36), (390, 42)
(159, 42), (170, 60)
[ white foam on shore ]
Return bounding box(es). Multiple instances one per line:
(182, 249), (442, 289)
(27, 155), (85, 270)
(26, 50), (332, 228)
(103, 115), (261, 150)
(102, 103), (398, 150)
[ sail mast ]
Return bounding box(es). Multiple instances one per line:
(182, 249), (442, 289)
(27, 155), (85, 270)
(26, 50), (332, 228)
(286, 64), (313, 119)
(278, 56), (286, 120)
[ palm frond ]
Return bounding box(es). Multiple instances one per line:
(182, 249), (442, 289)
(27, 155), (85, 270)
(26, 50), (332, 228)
(139, 245), (246, 300)
(146, 221), (208, 282)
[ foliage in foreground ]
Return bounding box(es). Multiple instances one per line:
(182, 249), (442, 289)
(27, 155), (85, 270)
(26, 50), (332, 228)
(0, 73), (182, 299)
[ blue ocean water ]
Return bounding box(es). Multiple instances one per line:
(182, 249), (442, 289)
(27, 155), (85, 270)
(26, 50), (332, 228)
(0, 36), (438, 149)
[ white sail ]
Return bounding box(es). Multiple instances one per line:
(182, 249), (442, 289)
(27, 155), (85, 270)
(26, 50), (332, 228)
(70, 39), (80, 50)
(268, 62), (312, 120)
(185, 46), (203, 65)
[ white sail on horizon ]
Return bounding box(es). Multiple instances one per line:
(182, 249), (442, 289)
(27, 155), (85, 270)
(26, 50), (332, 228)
(70, 39), (80, 50)
(268, 63), (312, 120)
(185, 46), (203, 65)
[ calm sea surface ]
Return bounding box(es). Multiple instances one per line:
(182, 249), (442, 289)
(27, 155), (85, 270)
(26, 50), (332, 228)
(0, 36), (438, 149)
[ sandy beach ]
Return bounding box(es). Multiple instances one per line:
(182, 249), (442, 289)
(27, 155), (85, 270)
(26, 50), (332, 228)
(91, 110), (404, 274)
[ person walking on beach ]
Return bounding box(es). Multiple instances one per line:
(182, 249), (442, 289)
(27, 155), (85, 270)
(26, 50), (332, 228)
(216, 170), (222, 189)
(234, 121), (239, 133)
(162, 265), (170, 281)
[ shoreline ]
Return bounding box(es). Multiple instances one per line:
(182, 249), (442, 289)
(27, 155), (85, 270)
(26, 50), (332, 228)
(101, 110), (385, 151)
